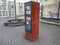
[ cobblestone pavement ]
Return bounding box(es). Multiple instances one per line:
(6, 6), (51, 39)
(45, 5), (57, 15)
(0, 18), (60, 45)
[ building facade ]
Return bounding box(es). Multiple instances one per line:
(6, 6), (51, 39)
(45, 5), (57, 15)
(0, 1), (9, 17)
(42, 0), (60, 19)
(0, 0), (24, 18)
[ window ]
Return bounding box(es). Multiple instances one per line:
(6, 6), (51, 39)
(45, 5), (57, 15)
(2, 11), (5, 16)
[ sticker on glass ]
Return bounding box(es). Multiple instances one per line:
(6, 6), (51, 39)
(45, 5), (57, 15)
(26, 11), (31, 14)
(26, 6), (30, 11)
(26, 21), (30, 24)
(28, 17), (31, 20)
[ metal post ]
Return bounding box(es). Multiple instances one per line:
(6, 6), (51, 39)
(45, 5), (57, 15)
(14, 0), (17, 19)
(57, 2), (60, 19)
(41, 5), (43, 19)
(8, 2), (11, 18)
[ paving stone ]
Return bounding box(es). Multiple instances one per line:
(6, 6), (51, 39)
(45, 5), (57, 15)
(0, 18), (60, 45)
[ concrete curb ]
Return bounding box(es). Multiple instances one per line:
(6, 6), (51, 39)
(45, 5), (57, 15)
(40, 20), (60, 26)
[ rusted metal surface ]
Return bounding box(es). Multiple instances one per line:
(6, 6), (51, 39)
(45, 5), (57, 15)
(25, 1), (40, 41)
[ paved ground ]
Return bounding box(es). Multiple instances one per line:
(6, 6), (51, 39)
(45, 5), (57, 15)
(0, 18), (60, 45)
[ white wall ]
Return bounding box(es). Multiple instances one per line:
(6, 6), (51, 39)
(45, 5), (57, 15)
(42, 0), (58, 18)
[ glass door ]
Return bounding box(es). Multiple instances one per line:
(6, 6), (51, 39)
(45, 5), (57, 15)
(25, 2), (32, 32)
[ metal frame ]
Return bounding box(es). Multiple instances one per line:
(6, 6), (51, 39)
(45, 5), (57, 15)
(25, 1), (32, 33)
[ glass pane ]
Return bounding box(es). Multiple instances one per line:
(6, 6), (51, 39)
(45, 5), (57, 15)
(2, 11), (5, 16)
